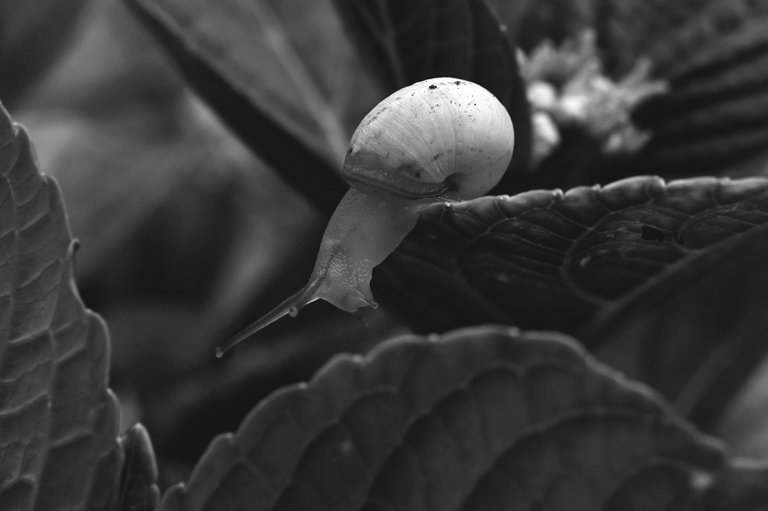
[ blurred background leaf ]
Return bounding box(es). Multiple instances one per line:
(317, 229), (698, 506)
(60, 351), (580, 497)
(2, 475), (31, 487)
(0, 0), (92, 106)
(628, 0), (768, 178)
(124, 0), (382, 214)
(488, 0), (768, 189)
(489, 0), (595, 51)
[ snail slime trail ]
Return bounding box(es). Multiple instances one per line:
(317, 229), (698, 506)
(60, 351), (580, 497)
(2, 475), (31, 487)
(217, 78), (515, 357)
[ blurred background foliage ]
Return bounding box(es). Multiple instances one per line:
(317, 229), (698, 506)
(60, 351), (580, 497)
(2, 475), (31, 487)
(8, 0), (406, 487)
(6, 0), (768, 490)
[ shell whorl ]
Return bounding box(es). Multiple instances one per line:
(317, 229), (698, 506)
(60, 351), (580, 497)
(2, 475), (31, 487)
(342, 77), (515, 200)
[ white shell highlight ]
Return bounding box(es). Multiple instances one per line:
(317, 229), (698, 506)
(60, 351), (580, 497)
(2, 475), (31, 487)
(343, 77), (515, 199)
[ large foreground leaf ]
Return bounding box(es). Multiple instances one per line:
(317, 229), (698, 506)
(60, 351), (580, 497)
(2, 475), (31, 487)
(376, 175), (768, 331)
(0, 103), (121, 508)
(333, 0), (532, 190)
(162, 325), (765, 510)
(374, 175), (768, 422)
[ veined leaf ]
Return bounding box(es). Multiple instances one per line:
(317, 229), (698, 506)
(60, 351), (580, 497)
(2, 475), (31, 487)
(374, 175), (768, 422)
(0, 104), (120, 508)
(116, 424), (160, 511)
(593, 0), (712, 75)
(629, 0), (768, 176)
(376, 176), (768, 331)
(333, 0), (532, 191)
(161, 325), (764, 510)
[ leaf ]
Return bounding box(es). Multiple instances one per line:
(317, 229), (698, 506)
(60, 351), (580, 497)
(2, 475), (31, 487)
(0, 104), (120, 508)
(719, 357), (768, 459)
(375, 176), (768, 329)
(160, 325), (759, 510)
(373, 176), (768, 421)
(628, 0), (768, 176)
(0, 0), (90, 105)
(488, 0), (595, 51)
(123, 0), (371, 214)
(116, 424), (160, 511)
(591, 0), (713, 75)
(583, 219), (768, 429)
(333, 0), (533, 190)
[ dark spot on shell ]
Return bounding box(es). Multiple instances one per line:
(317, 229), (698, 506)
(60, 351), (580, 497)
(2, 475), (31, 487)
(347, 146), (354, 155)
(431, 152), (443, 161)
(429, 84), (438, 90)
(454, 80), (461, 85)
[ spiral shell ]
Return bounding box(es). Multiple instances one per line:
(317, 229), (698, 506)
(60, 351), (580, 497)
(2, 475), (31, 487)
(343, 77), (515, 199)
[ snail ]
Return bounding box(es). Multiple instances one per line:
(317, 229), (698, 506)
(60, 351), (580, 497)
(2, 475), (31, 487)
(216, 77), (515, 357)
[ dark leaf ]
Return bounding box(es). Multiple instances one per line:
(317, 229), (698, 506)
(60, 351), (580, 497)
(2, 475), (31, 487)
(702, 459), (768, 511)
(374, 176), (768, 423)
(629, 0), (768, 177)
(123, 0), (375, 214)
(161, 325), (746, 511)
(584, 217), (768, 430)
(593, 0), (712, 76)
(0, 0), (90, 105)
(0, 103), (120, 508)
(333, 0), (533, 190)
(22, 99), (242, 286)
(117, 424), (160, 511)
(376, 176), (768, 330)
(489, 0), (595, 51)
(718, 359), (768, 460)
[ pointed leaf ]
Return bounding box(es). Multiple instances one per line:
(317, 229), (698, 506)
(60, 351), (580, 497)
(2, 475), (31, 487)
(123, 0), (369, 214)
(333, 0), (532, 189)
(0, 103), (120, 508)
(161, 325), (749, 511)
(116, 424), (160, 511)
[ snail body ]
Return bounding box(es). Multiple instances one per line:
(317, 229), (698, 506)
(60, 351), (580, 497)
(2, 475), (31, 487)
(217, 78), (514, 356)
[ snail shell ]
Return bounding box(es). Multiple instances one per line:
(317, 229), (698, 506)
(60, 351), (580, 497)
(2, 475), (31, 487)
(217, 78), (514, 356)
(344, 77), (515, 199)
